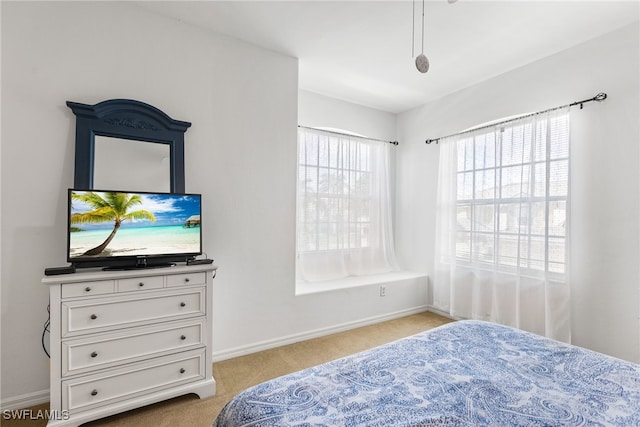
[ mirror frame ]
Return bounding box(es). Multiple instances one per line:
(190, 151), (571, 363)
(67, 99), (191, 193)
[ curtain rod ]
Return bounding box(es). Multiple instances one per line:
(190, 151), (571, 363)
(298, 125), (399, 146)
(425, 92), (607, 145)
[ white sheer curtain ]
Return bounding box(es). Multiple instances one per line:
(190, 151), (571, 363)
(433, 108), (571, 341)
(296, 128), (399, 282)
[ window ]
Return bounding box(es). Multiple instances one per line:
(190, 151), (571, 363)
(296, 127), (398, 282)
(432, 108), (571, 340)
(453, 111), (570, 276)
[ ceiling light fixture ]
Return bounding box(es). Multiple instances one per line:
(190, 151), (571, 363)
(413, 0), (429, 74)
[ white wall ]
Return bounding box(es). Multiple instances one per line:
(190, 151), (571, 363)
(396, 22), (640, 362)
(298, 90), (396, 141)
(0, 2), (425, 407)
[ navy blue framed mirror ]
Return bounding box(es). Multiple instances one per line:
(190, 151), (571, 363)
(67, 99), (191, 193)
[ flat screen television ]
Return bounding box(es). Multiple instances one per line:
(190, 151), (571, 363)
(67, 189), (202, 269)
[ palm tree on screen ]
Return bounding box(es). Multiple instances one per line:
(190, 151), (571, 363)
(71, 191), (156, 256)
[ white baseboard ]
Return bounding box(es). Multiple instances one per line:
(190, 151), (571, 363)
(0, 389), (49, 411)
(426, 305), (461, 321)
(211, 305), (430, 362)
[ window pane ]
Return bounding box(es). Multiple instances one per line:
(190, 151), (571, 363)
(317, 196), (330, 221)
(317, 223), (328, 250)
(328, 138), (340, 168)
(318, 167), (329, 194)
(518, 238), (530, 268)
(299, 223), (317, 252)
(528, 236), (545, 264)
(549, 160), (568, 196)
(456, 232), (471, 260)
(549, 237), (565, 265)
(303, 134), (318, 166)
(549, 262), (564, 274)
(350, 171), (360, 194)
(533, 162), (546, 197)
(475, 169), (495, 200)
(474, 134), (496, 169)
(473, 232), (495, 263)
(499, 202), (532, 235)
(360, 223), (370, 248)
(339, 141), (350, 169)
(457, 205), (471, 231)
(326, 168), (336, 195)
(501, 165), (531, 199)
(501, 123), (532, 165)
(458, 139), (475, 171)
(474, 204), (495, 232)
(533, 122), (547, 162)
(360, 198), (371, 222)
(530, 202), (546, 236)
(457, 172), (473, 200)
(349, 198), (361, 223)
(354, 171), (370, 195)
(549, 201), (566, 237)
(318, 136), (329, 167)
(328, 197), (339, 223)
(303, 198), (317, 222)
(498, 234), (519, 267)
(305, 166), (319, 193)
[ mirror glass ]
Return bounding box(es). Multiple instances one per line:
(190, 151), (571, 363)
(94, 136), (171, 192)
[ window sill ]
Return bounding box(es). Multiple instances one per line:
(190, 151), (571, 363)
(295, 270), (427, 296)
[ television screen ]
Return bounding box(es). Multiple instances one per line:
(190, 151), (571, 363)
(68, 189), (202, 269)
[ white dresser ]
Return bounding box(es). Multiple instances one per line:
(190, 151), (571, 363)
(42, 265), (217, 427)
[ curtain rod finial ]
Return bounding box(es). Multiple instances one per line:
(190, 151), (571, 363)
(595, 92), (607, 102)
(425, 139), (439, 144)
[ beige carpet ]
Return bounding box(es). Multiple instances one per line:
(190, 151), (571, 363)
(3, 311), (452, 427)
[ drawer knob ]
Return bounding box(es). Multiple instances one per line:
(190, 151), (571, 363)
(85, 287), (91, 292)
(184, 278), (190, 283)
(91, 389), (98, 396)
(180, 368), (186, 374)
(138, 282), (145, 287)
(180, 302), (186, 307)
(90, 314), (98, 320)
(180, 335), (186, 340)
(91, 351), (98, 358)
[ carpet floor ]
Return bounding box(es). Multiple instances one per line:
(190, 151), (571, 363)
(4, 311), (452, 427)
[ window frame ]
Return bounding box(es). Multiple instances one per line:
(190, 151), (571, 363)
(450, 115), (569, 280)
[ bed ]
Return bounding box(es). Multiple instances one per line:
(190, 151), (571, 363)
(213, 320), (640, 426)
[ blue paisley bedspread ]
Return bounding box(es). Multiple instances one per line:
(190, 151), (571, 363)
(213, 320), (640, 426)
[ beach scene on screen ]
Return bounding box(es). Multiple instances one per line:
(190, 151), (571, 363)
(69, 191), (201, 258)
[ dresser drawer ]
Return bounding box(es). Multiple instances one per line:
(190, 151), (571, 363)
(62, 349), (206, 413)
(62, 288), (205, 337)
(166, 272), (206, 287)
(62, 280), (115, 299)
(117, 275), (164, 292)
(62, 319), (205, 376)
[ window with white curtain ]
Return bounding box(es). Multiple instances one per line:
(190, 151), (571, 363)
(296, 127), (398, 282)
(433, 108), (571, 341)
(455, 113), (569, 276)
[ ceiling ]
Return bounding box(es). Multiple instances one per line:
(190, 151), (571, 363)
(136, 1), (639, 114)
